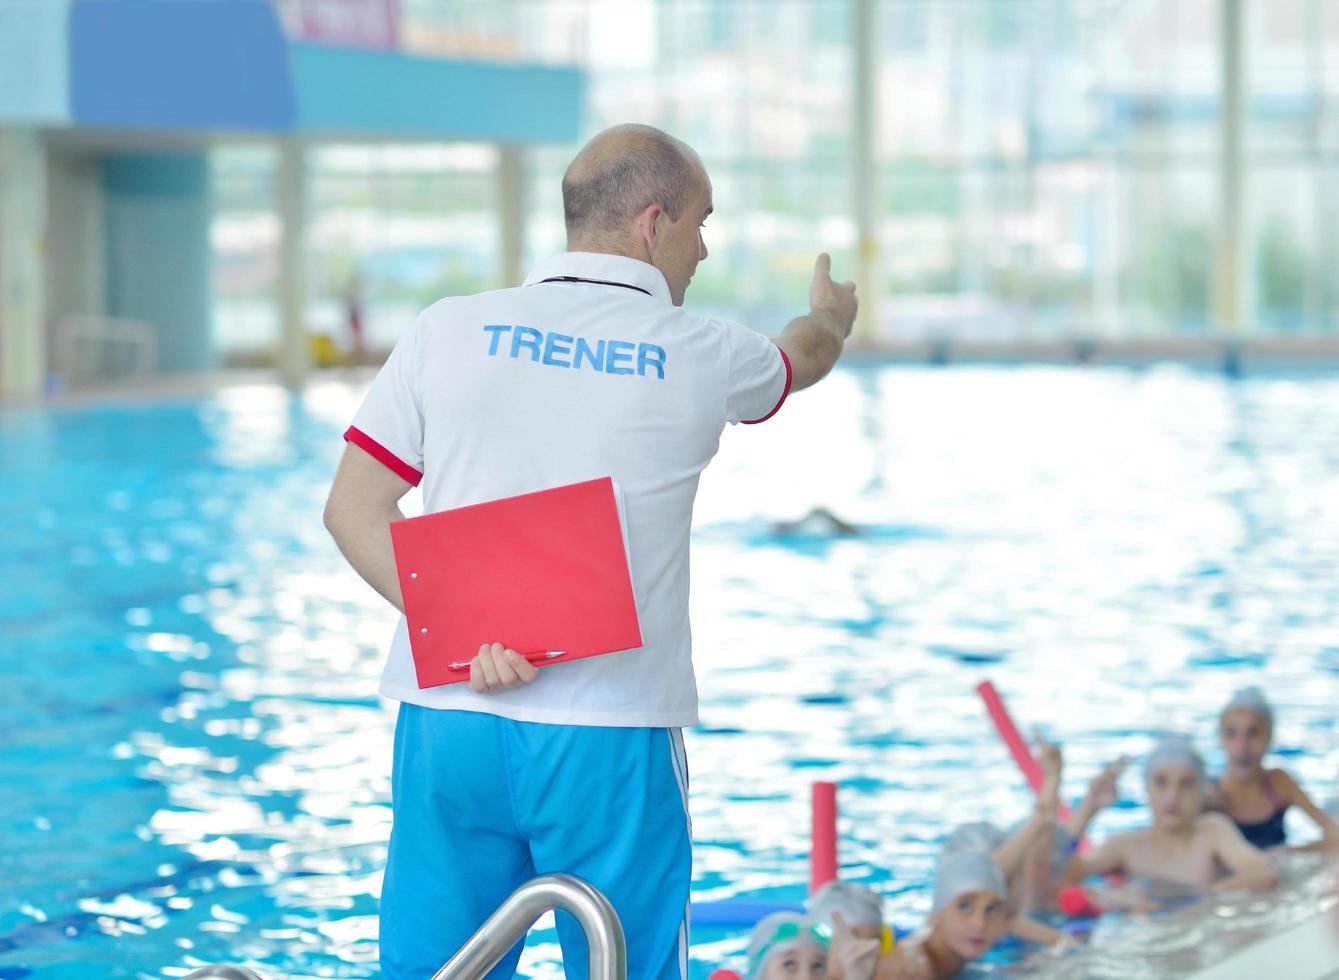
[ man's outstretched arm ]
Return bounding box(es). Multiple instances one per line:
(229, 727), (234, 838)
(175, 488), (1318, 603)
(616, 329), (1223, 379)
(775, 252), (858, 391)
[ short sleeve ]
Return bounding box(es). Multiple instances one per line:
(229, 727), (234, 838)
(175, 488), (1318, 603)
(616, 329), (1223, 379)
(722, 319), (792, 425)
(343, 317), (425, 486)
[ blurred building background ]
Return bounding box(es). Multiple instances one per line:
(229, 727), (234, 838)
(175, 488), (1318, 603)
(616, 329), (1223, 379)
(2, 0), (1338, 397)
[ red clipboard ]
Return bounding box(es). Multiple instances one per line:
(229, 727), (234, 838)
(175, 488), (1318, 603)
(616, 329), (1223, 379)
(389, 476), (643, 689)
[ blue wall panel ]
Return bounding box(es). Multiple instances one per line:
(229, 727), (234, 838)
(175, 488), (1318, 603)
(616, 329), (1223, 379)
(0, 1), (71, 125)
(70, 0), (293, 132)
(290, 43), (583, 143)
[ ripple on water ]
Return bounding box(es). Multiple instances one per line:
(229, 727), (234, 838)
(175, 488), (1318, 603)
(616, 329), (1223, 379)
(1010, 853), (1339, 979)
(4, 368), (1339, 978)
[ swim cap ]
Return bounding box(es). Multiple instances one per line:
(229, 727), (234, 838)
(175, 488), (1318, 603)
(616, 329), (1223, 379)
(807, 880), (884, 930)
(932, 851), (1007, 912)
(746, 912), (825, 979)
(940, 822), (1006, 861)
(1144, 735), (1206, 782)
(1221, 686), (1274, 733)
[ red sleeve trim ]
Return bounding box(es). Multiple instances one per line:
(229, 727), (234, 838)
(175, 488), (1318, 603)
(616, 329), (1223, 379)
(344, 426), (423, 487)
(742, 345), (793, 425)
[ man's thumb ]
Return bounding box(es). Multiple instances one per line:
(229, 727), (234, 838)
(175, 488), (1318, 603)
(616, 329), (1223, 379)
(814, 252), (831, 282)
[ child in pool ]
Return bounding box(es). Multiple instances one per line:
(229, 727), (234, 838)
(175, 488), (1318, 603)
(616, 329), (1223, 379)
(1211, 686), (1339, 851)
(745, 911), (827, 980)
(807, 881), (889, 978)
(941, 734), (1129, 927)
(1062, 736), (1278, 898)
(824, 852), (1011, 980)
(938, 732), (1068, 944)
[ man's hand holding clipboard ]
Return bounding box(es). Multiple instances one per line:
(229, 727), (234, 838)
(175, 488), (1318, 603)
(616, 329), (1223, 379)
(461, 641), (543, 694)
(389, 476), (644, 692)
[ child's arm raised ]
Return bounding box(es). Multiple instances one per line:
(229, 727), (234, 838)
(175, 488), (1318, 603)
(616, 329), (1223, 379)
(1066, 756), (1129, 842)
(995, 734), (1063, 877)
(1205, 813), (1279, 892)
(994, 810), (1051, 879)
(1059, 833), (1127, 887)
(1275, 769), (1339, 851)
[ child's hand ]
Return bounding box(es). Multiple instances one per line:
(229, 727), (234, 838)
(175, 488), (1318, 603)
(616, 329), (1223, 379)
(1035, 731), (1063, 781)
(1034, 731), (1063, 821)
(829, 911), (882, 980)
(1084, 756), (1130, 810)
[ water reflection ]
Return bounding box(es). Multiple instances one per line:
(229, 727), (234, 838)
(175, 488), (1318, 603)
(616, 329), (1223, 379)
(1, 366), (1337, 978)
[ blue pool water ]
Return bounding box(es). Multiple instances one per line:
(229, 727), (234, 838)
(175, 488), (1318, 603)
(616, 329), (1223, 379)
(2, 365), (1337, 978)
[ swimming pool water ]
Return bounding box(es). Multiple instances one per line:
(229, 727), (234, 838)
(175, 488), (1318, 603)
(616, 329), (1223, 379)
(2, 365), (1337, 978)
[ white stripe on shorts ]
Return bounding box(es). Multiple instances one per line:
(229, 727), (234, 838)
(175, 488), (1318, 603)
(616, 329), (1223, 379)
(667, 728), (691, 980)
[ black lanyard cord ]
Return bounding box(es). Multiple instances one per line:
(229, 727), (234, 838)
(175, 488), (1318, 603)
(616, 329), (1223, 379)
(538, 276), (652, 297)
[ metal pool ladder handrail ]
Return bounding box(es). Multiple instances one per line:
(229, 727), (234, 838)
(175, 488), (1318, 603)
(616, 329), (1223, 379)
(180, 873), (624, 980)
(433, 873), (626, 980)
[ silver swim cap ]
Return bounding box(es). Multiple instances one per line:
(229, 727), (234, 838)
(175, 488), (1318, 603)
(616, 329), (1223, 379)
(932, 850), (1007, 912)
(1144, 735), (1206, 782)
(807, 880), (883, 930)
(1221, 686), (1274, 733)
(940, 822), (1007, 862)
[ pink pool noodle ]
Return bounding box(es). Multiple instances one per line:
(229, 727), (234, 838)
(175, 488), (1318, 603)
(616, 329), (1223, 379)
(811, 781), (838, 894)
(1057, 885), (1105, 918)
(975, 681), (1071, 823)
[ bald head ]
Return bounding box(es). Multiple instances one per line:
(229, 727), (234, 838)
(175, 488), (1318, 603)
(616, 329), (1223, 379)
(562, 124), (706, 246)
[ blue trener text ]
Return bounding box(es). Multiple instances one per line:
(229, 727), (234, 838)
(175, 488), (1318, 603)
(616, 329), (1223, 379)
(380, 705), (692, 979)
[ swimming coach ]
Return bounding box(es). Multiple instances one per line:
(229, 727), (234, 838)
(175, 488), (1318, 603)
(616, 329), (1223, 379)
(323, 124), (857, 979)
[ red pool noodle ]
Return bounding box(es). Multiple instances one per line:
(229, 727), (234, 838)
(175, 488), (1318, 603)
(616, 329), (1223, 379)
(975, 681), (1071, 823)
(811, 781), (838, 894)
(1057, 885), (1105, 918)
(708, 972), (743, 980)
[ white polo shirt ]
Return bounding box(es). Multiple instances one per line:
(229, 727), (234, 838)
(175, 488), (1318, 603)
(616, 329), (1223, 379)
(344, 251), (791, 727)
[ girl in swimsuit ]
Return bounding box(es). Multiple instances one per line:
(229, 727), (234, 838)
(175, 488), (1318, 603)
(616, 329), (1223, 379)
(1213, 687), (1339, 851)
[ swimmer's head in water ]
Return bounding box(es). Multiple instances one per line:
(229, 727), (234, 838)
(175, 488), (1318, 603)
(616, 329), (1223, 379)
(1220, 687), (1273, 773)
(931, 852), (1009, 962)
(1145, 736), (1207, 828)
(746, 912), (826, 980)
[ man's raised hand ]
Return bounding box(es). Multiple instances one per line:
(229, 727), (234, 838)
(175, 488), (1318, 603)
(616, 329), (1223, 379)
(810, 252), (858, 335)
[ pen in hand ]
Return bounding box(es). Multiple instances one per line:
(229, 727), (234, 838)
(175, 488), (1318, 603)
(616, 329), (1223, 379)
(447, 650), (567, 672)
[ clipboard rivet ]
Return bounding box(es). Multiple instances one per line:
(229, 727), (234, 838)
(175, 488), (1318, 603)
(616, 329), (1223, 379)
(420, 627), (428, 635)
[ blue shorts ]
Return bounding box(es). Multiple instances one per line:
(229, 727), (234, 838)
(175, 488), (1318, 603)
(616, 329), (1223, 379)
(380, 705), (692, 980)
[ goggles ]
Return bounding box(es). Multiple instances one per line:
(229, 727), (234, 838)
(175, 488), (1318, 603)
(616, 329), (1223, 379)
(748, 920), (828, 977)
(812, 921), (896, 955)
